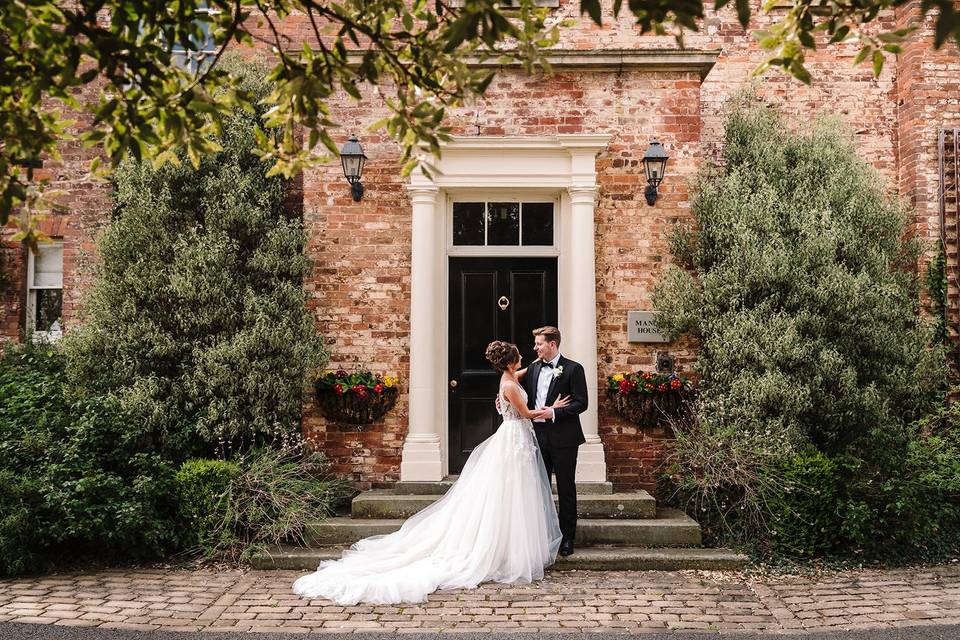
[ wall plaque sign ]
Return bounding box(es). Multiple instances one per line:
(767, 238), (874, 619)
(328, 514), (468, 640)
(627, 311), (668, 343)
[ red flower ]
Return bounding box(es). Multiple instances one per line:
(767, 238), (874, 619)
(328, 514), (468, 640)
(373, 383), (384, 394)
(670, 379), (682, 390)
(334, 383), (345, 395)
(644, 383), (654, 391)
(336, 369), (348, 378)
(658, 383), (668, 392)
(642, 372), (653, 380)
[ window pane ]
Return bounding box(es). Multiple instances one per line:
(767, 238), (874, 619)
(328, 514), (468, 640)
(486, 202), (519, 245)
(453, 202), (485, 245)
(33, 243), (63, 288)
(35, 289), (62, 332)
(521, 202), (554, 246)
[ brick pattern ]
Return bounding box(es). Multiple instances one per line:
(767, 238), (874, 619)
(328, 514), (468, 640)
(2, 565), (960, 632)
(895, 1), (960, 320)
(2, 0), (955, 492)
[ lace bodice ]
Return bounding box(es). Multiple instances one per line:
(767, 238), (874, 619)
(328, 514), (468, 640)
(497, 382), (528, 421)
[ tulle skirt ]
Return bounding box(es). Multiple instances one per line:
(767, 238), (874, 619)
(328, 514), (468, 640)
(292, 418), (562, 604)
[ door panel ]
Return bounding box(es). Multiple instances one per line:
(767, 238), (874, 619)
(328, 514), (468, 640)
(448, 257), (558, 473)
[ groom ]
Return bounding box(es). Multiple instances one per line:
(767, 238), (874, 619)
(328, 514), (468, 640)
(524, 326), (587, 556)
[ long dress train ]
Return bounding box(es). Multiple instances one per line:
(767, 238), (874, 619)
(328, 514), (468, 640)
(292, 382), (562, 605)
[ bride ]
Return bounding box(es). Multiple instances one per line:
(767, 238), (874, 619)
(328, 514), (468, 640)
(292, 340), (569, 605)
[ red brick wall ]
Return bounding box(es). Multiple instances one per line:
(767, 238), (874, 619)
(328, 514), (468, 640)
(3, 0), (955, 494)
(895, 1), (960, 321)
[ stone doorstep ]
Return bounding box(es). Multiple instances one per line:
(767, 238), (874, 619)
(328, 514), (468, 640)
(393, 478), (615, 496)
(250, 544), (749, 571)
(352, 490), (657, 520)
(306, 508), (701, 547)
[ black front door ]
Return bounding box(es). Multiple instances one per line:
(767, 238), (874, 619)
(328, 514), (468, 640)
(448, 257), (558, 473)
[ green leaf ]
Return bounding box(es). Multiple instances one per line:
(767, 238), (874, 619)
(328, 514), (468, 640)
(581, 0), (602, 26)
(735, 0), (752, 28)
(933, 7), (957, 48)
(829, 25), (851, 44)
(789, 58), (812, 84)
(872, 50), (884, 77)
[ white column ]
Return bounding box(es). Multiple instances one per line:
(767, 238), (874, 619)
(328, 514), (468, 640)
(400, 183), (444, 481)
(567, 186), (607, 482)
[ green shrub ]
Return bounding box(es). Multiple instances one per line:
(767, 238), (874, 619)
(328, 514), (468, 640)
(766, 450), (841, 558)
(175, 446), (351, 561)
(0, 343), (178, 576)
(653, 91), (953, 561)
(62, 56), (327, 461)
(174, 459), (239, 552)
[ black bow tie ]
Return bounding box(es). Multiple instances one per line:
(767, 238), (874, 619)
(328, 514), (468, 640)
(541, 361), (554, 369)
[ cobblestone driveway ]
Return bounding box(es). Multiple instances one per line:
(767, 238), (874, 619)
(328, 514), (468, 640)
(2, 565), (960, 634)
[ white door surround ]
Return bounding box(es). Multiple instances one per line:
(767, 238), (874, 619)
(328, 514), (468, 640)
(400, 134), (611, 483)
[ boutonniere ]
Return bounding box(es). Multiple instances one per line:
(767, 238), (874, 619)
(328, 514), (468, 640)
(552, 365), (564, 379)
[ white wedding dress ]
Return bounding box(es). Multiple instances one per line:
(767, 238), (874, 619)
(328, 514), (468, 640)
(292, 382), (562, 605)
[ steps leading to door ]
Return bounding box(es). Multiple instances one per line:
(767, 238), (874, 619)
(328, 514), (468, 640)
(305, 508), (702, 547)
(393, 477), (615, 495)
(352, 489), (657, 519)
(251, 544), (747, 571)
(248, 483), (750, 573)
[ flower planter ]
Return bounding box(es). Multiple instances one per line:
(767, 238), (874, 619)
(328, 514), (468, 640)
(606, 388), (692, 428)
(605, 371), (693, 429)
(314, 369), (400, 427)
(315, 386), (398, 425)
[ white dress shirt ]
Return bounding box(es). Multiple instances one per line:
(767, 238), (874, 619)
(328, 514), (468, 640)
(533, 353), (561, 422)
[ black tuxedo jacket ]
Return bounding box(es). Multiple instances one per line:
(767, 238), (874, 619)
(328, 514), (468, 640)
(524, 354), (588, 448)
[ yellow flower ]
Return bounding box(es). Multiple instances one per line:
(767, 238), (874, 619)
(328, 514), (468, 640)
(612, 373), (625, 382)
(383, 375), (397, 388)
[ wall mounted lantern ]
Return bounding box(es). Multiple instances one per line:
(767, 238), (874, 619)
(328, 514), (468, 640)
(642, 140), (669, 206)
(340, 136), (367, 202)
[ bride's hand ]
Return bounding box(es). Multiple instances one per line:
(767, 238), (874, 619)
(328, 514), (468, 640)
(550, 394), (571, 409)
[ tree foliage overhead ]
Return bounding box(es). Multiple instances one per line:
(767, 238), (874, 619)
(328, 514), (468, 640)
(1, 0), (558, 247)
(2, 0), (957, 247)
(583, 0), (959, 84)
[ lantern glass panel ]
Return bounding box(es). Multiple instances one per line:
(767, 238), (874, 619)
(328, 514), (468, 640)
(644, 158), (667, 184)
(342, 155), (363, 180)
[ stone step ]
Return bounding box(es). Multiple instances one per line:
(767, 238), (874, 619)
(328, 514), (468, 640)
(352, 489), (657, 519)
(393, 477), (614, 496)
(250, 544), (748, 572)
(306, 508), (701, 547)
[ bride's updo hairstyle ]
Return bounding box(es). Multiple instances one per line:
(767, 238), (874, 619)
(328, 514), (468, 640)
(485, 341), (520, 373)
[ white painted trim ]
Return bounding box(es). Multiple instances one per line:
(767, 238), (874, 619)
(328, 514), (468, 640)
(402, 135), (610, 483)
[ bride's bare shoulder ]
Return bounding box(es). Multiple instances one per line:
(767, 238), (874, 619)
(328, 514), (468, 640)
(500, 380), (524, 396)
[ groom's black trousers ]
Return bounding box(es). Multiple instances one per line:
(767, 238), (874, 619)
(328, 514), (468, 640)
(538, 442), (579, 542)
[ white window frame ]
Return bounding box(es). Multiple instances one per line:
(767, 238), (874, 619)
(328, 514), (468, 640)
(26, 239), (64, 343)
(447, 193), (560, 257)
(171, 5), (220, 74)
